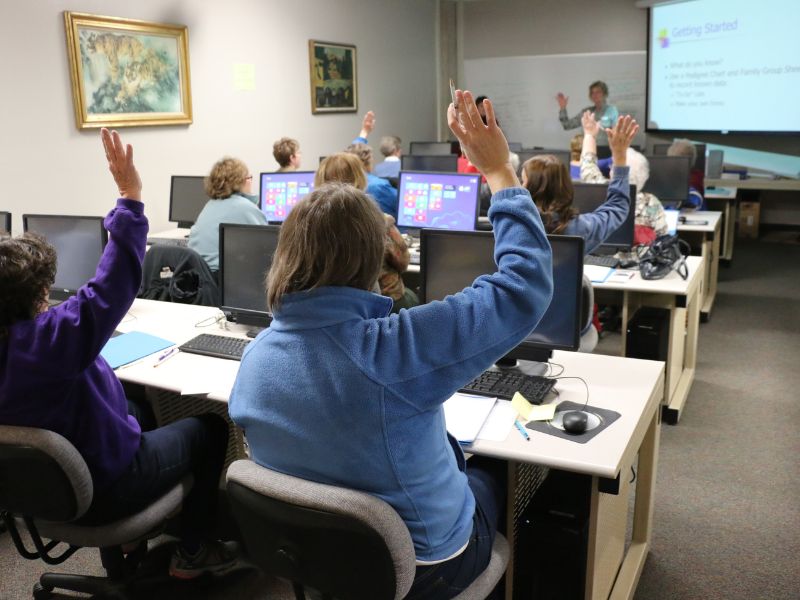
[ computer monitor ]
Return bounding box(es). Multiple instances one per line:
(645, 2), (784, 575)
(22, 214), (108, 302)
(420, 232), (583, 366)
(409, 141), (455, 156)
(597, 144), (642, 160)
(643, 156), (692, 208)
(169, 176), (208, 228)
(652, 142), (706, 174)
(259, 171), (315, 223)
(397, 171), (481, 231)
(219, 223), (281, 332)
(706, 150), (724, 178)
(0, 211), (10, 234)
(401, 155), (459, 173)
(507, 142), (523, 153)
(518, 150), (571, 169)
(571, 183), (637, 252)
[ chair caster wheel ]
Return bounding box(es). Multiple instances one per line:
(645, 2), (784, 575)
(33, 583), (53, 600)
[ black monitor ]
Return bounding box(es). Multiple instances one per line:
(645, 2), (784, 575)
(507, 142), (523, 152)
(401, 155), (459, 173)
(169, 176), (208, 228)
(420, 232), (583, 367)
(409, 141), (456, 156)
(22, 214), (108, 302)
(706, 150), (724, 179)
(571, 183), (637, 253)
(219, 223), (281, 333)
(397, 171), (481, 231)
(652, 142), (706, 174)
(643, 156), (692, 208)
(597, 144), (642, 160)
(0, 211), (10, 234)
(259, 171), (316, 223)
(518, 149), (571, 168)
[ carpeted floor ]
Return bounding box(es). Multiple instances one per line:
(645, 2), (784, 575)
(1, 239), (798, 599)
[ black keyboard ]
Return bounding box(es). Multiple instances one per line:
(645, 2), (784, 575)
(179, 334), (250, 361)
(460, 371), (556, 404)
(584, 254), (619, 268)
(147, 236), (188, 247)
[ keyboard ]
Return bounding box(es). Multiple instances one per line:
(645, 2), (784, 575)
(147, 236), (188, 247)
(584, 254), (620, 268)
(460, 370), (556, 404)
(179, 334), (250, 361)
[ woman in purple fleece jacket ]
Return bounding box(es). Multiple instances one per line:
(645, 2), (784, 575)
(0, 129), (236, 580)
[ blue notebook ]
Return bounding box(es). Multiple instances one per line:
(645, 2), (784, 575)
(100, 331), (175, 369)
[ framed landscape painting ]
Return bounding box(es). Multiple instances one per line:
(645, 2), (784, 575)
(64, 12), (192, 129)
(309, 40), (357, 114)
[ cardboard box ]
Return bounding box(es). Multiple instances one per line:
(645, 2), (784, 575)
(738, 201), (760, 239)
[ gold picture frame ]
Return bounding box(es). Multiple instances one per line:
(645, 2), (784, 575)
(64, 11), (192, 129)
(308, 40), (357, 114)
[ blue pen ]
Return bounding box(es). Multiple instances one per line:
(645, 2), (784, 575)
(514, 419), (531, 441)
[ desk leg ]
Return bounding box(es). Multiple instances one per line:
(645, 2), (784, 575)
(662, 283), (700, 424)
(608, 408), (661, 600)
(700, 225), (721, 321)
(504, 461), (518, 600)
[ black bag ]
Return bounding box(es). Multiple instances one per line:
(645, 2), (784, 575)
(639, 234), (690, 280)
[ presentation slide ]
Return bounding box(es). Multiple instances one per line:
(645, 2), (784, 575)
(648, 0), (800, 132)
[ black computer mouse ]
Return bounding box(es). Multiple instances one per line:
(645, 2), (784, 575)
(561, 410), (589, 434)
(678, 215), (687, 224)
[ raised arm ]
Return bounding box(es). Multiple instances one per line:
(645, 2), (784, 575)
(557, 94), (583, 130)
(353, 110), (376, 143)
(38, 129), (148, 372)
(351, 91), (553, 409)
(579, 111), (607, 183)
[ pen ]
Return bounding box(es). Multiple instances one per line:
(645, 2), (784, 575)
(153, 347), (178, 367)
(514, 419), (530, 442)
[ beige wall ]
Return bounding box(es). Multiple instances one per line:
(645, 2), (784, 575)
(0, 0), (437, 234)
(460, 0), (800, 158)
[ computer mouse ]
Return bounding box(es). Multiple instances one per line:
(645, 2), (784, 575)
(561, 410), (589, 434)
(678, 215), (687, 224)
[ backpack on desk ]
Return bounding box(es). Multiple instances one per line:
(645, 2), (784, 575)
(639, 234), (690, 280)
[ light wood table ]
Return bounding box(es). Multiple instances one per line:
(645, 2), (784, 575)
(678, 211), (722, 320)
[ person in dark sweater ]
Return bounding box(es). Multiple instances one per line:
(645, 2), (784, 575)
(0, 129), (236, 580)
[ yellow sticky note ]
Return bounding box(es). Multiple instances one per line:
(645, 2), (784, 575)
(512, 392), (532, 420)
(512, 392), (556, 422)
(233, 63), (255, 91)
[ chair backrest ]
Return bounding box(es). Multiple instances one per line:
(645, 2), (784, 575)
(226, 460), (416, 600)
(0, 425), (92, 522)
(139, 245), (220, 306)
(580, 275), (594, 335)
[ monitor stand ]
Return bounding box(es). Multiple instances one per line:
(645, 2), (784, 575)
(246, 327), (265, 339)
(494, 353), (550, 377)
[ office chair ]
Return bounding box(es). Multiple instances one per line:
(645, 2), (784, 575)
(226, 459), (510, 600)
(139, 245), (220, 306)
(0, 425), (192, 600)
(579, 275), (598, 353)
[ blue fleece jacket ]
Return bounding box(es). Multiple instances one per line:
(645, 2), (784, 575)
(564, 166), (630, 254)
(0, 199), (147, 490)
(229, 186), (553, 561)
(367, 173), (399, 219)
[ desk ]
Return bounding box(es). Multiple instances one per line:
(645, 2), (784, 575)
(591, 255), (703, 424)
(146, 226), (190, 242)
(677, 211), (722, 320)
(116, 299), (664, 600)
(472, 354), (664, 600)
(703, 186), (737, 264)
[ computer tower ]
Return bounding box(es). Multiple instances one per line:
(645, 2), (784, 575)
(514, 470), (591, 599)
(626, 307), (670, 361)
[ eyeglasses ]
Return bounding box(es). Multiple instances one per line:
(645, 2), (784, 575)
(245, 175), (253, 181)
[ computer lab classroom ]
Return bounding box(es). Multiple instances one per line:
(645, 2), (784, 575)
(1, 1), (798, 599)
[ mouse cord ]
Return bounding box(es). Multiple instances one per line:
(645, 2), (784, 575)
(545, 361), (566, 378)
(552, 375), (590, 412)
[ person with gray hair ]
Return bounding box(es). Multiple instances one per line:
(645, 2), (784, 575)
(557, 80), (619, 131)
(579, 112), (668, 243)
(667, 139), (705, 209)
(374, 135), (402, 178)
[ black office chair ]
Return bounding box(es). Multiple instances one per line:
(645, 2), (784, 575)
(226, 459), (510, 600)
(0, 424), (192, 599)
(139, 245), (220, 306)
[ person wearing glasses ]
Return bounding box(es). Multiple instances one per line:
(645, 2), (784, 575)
(188, 157), (267, 273)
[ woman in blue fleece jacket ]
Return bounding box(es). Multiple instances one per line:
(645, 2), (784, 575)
(522, 111), (640, 254)
(229, 91), (553, 598)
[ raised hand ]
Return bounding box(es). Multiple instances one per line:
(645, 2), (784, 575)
(605, 115), (639, 167)
(447, 90), (518, 193)
(101, 128), (141, 201)
(581, 110), (601, 138)
(359, 110), (376, 138)
(556, 92), (569, 110)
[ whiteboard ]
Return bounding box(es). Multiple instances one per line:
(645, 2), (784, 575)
(464, 51), (646, 149)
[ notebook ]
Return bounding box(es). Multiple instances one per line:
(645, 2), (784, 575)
(444, 393), (497, 444)
(100, 331), (175, 369)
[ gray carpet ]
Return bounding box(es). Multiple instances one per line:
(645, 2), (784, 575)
(1, 239), (798, 599)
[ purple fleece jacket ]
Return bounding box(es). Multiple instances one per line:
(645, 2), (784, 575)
(0, 199), (148, 490)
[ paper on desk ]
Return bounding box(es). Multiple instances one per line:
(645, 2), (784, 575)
(476, 400), (516, 442)
(607, 270), (635, 283)
(512, 392), (557, 422)
(444, 393), (497, 444)
(584, 265), (613, 283)
(181, 359), (240, 396)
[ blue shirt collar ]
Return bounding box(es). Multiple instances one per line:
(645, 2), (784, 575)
(270, 286), (393, 330)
